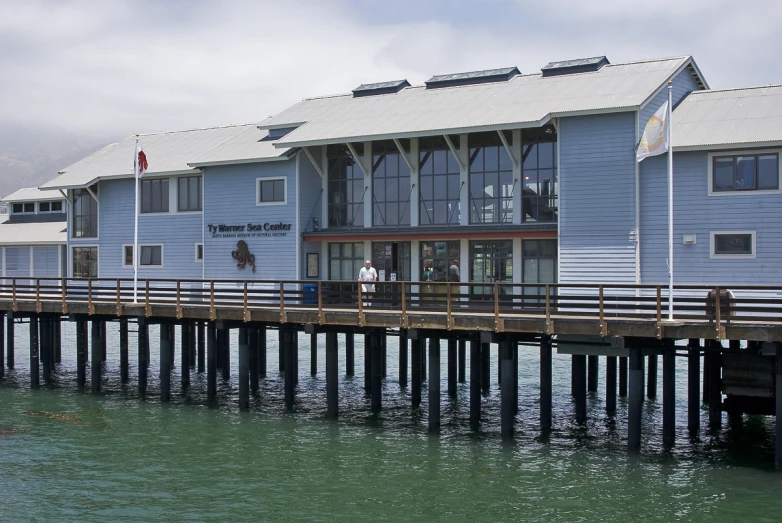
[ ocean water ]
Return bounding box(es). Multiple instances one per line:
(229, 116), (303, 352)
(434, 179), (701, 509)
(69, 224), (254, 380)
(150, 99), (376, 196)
(1, 321), (782, 522)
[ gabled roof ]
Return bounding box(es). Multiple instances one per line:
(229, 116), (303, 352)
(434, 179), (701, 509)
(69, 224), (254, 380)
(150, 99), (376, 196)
(40, 123), (289, 191)
(2, 187), (66, 203)
(188, 126), (293, 167)
(0, 218), (66, 245)
(263, 56), (702, 148)
(673, 85), (782, 150)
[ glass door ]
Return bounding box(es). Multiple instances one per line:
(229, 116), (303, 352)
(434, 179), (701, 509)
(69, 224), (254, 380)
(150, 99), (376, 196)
(469, 240), (513, 298)
(372, 242), (411, 307)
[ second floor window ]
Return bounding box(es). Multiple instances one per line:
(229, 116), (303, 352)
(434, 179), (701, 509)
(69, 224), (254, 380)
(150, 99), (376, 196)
(713, 154), (778, 192)
(73, 186), (98, 237)
(141, 178), (169, 213)
(178, 176), (202, 211)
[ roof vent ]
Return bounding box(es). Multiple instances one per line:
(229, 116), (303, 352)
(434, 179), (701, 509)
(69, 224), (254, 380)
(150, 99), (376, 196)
(425, 67), (520, 89)
(352, 80), (410, 97)
(541, 56), (609, 77)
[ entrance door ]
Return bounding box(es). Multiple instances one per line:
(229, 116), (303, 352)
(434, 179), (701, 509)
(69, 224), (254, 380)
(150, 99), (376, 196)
(469, 240), (513, 298)
(371, 242), (411, 307)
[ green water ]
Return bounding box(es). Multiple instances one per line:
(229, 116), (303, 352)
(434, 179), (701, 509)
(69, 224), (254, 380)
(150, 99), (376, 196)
(2, 322), (782, 522)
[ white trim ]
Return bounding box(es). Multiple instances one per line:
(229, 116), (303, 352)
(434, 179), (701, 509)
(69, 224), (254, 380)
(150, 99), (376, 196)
(69, 187), (100, 241)
(71, 244), (99, 279)
(710, 230), (756, 259)
(11, 202), (36, 215)
(675, 141), (782, 152)
(57, 244), (62, 278)
(634, 110), (641, 285)
(187, 155), (290, 168)
(706, 149), (781, 196)
(639, 58), (693, 112)
(175, 174), (204, 213)
(296, 153), (301, 279)
(195, 243), (203, 263)
(555, 118), (561, 283)
(201, 169), (205, 279)
(1, 247), (4, 278)
(302, 147), (325, 179)
(29, 246), (34, 278)
(321, 145), (328, 230)
(37, 200), (64, 213)
(122, 243), (164, 268)
(255, 175), (288, 206)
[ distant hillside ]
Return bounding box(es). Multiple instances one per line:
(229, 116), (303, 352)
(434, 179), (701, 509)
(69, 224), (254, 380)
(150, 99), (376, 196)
(0, 122), (114, 198)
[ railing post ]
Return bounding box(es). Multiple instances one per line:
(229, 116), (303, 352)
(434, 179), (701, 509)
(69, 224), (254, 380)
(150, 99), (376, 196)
(358, 282), (364, 327)
(599, 285), (606, 336)
(176, 280), (183, 320)
(656, 286), (662, 322)
(446, 282), (453, 330)
(116, 279), (122, 316)
(61, 277), (68, 314)
(493, 282), (500, 332)
(145, 279), (151, 317)
(715, 286), (721, 341)
(88, 278), (94, 315)
(12, 278), (18, 312)
(317, 281), (323, 324)
(209, 281), (216, 321)
(279, 282), (286, 323)
(243, 281), (250, 322)
(545, 284), (551, 334)
(35, 279), (41, 313)
(400, 282), (407, 329)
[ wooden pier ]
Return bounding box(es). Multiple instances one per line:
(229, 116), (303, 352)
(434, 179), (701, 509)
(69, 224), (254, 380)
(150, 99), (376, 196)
(2, 277), (782, 467)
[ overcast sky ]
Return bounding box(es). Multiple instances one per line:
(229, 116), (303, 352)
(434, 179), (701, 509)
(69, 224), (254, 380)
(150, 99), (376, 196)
(1, 0), (781, 142)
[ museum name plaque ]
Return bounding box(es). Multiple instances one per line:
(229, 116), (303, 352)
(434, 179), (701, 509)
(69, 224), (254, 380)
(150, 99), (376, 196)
(207, 222), (292, 238)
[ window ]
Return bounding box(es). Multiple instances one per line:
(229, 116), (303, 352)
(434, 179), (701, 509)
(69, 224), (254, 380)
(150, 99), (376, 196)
(73, 187), (98, 238)
(420, 241), (460, 282)
(141, 178), (169, 213)
(6, 248), (18, 271)
(711, 153), (779, 193)
(711, 231), (755, 258)
(195, 243), (203, 262)
(419, 137), (461, 225)
(256, 177), (286, 205)
(328, 145), (365, 227)
(140, 245), (162, 266)
(372, 141), (411, 226)
(469, 240), (513, 296)
(13, 202), (35, 213)
(178, 176), (202, 211)
(469, 132), (514, 224)
(38, 201), (63, 213)
(73, 246), (98, 278)
(328, 242), (365, 280)
(521, 128), (558, 223)
(123, 245), (133, 267)
(12, 203), (22, 213)
(522, 239), (557, 305)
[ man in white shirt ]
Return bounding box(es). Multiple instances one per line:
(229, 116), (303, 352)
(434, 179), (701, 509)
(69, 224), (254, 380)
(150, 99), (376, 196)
(358, 259), (378, 307)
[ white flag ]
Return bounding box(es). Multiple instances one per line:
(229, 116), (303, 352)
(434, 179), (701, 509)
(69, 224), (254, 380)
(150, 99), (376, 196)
(636, 101), (669, 162)
(133, 139), (148, 178)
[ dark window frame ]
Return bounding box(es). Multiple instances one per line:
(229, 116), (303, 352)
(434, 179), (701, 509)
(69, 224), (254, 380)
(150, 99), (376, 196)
(372, 141), (411, 226)
(328, 242), (365, 280)
(327, 145), (365, 227)
(256, 177), (286, 205)
(521, 129), (558, 223)
(177, 176), (202, 212)
(72, 187), (98, 238)
(712, 153), (779, 192)
(140, 178), (170, 213)
(712, 232), (755, 257)
(420, 240), (460, 282)
(468, 133), (514, 224)
(419, 137), (461, 226)
(73, 246), (98, 278)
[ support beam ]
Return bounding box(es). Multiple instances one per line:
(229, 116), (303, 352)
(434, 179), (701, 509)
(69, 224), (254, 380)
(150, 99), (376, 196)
(6, 313), (13, 369)
(30, 315), (39, 389)
(302, 147), (325, 179)
(588, 355), (598, 393)
(688, 339), (700, 434)
(310, 331), (318, 377)
(326, 331), (338, 418)
(345, 332), (354, 377)
(619, 356), (628, 397)
(470, 339), (481, 429)
(573, 355), (586, 424)
(207, 322), (217, 400)
(249, 328), (259, 394)
(708, 341), (722, 429)
(443, 135), (465, 171)
(76, 317), (87, 389)
(398, 330), (408, 387)
(663, 347), (675, 447)
(198, 321), (206, 373)
(91, 320), (100, 394)
(238, 327), (249, 411)
(0, 311), (4, 379)
(447, 339), (457, 397)
(458, 339), (466, 383)
(393, 138), (415, 173)
(480, 342), (490, 393)
(411, 337), (422, 409)
(283, 327), (296, 410)
(606, 356), (617, 416)
(540, 335), (552, 432)
(628, 347), (643, 451)
(345, 142), (370, 177)
(496, 130), (518, 169)
(500, 338), (515, 439)
(647, 354), (658, 399)
(428, 336), (441, 433)
(181, 322), (190, 388)
(258, 325), (267, 378)
(371, 333), (382, 413)
(138, 320), (148, 395)
(120, 318), (129, 383)
(160, 321), (172, 403)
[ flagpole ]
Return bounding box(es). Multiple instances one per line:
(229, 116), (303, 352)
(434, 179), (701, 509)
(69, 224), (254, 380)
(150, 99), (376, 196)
(133, 135), (139, 303)
(667, 81), (674, 320)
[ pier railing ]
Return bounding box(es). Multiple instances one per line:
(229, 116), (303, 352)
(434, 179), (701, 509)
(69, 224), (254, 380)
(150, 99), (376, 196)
(1, 277), (781, 328)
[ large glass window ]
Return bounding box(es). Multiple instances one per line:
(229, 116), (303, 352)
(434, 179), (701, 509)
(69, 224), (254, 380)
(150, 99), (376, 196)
(713, 154), (778, 192)
(328, 145), (365, 227)
(419, 137), (461, 225)
(73, 246), (98, 278)
(328, 242), (365, 280)
(521, 128), (558, 223)
(469, 132), (514, 224)
(73, 186), (98, 238)
(469, 240), (513, 296)
(371, 241), (411, 281)
(420, 241), (460, 282)
(141, 178), (169, 213)
(178, 176), (202, 211)
(522, 239), (557, 304)
(372, 141), (411, 226)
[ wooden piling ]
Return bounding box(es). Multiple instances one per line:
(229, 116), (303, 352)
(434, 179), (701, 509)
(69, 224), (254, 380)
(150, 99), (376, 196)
(647, 354), (658, 399)
(364, 333), (371, 392)
(310, 331), (317, 377)
(371, 333), (382, 413)
(663, 347), (675, 447)
(100, 320), (107, 362)
(181, 322), (190, 387)
(708, 341), (722, 429)
(76, 316), (87, 389)
(628, 346), (643, 451)
(398, 329), (408, 387)
(249, 327), (259, 394)
(480, 342), (490, 393)
(688, 338), (700, 433)
(91, 320), (100, 393)
(380, 333), (387, 379)
(345, 332), (354, 377)
(573, 354), (587, 424)
(606, 355), (617, 416)
(41, 318), (51, 380)
(283, 327), (296, 410)
(500, 338), (515, 439)
(6, 312), (14, 369)
(540, 335), (552, 431)
(258, 325), (267, 378)
(428, 336), (441, 433)
(0, 311), (4, 378)
(54, 319), (61, 364)
(619, 356), (628, 397)
(458, 339), (466, 383)
(588, 354), (598, 393)
(30, 315), (39, 389)
(776, 342), (782, 469)
(207, 322), (217, 400)
(189, 320), (196, 368)
(411, 337), (422, 409)
(120, 318), (129, 383)
(238, 327), (249, 411)
(197, 321), (205, 373)
(447, 339), (457, 397)
(326, 331), (338, 418)
(470, 339), (481, 429)
(138, 319), (148, 395)
(221, 328), (230, 381)
(160, 321), (172, 403)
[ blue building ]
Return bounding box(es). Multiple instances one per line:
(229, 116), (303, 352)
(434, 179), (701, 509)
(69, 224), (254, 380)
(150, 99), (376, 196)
(36, 55), (782, 291)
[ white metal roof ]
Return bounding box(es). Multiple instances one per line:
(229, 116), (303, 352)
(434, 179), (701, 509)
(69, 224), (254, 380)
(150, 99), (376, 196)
(1, 187), (66, 203)
(40, 124), (262, 191)
(0, 218), (67, 245)
(188, 126), (292, 167)
(265, 56), (697, 148)
(673, 85), (782, 150)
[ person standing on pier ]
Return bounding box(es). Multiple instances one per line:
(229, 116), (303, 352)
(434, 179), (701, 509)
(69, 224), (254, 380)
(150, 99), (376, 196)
(358, 259), (378, 307)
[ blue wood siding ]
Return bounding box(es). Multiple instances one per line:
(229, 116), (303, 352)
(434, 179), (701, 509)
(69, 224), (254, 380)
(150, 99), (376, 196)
(559, 112), (638, 284)
(640, 151), (782, 285)
(5, 247), (30, 279)
(297, 150), (323, 279)
(203, 160), (297, 281)
(33, 246), (59, 278)
(639, 67), (700, 134)
(95, 178), (203, 279)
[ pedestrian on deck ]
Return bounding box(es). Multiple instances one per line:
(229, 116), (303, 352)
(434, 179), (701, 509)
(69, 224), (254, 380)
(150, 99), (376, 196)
(358, 259), (378, 307)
